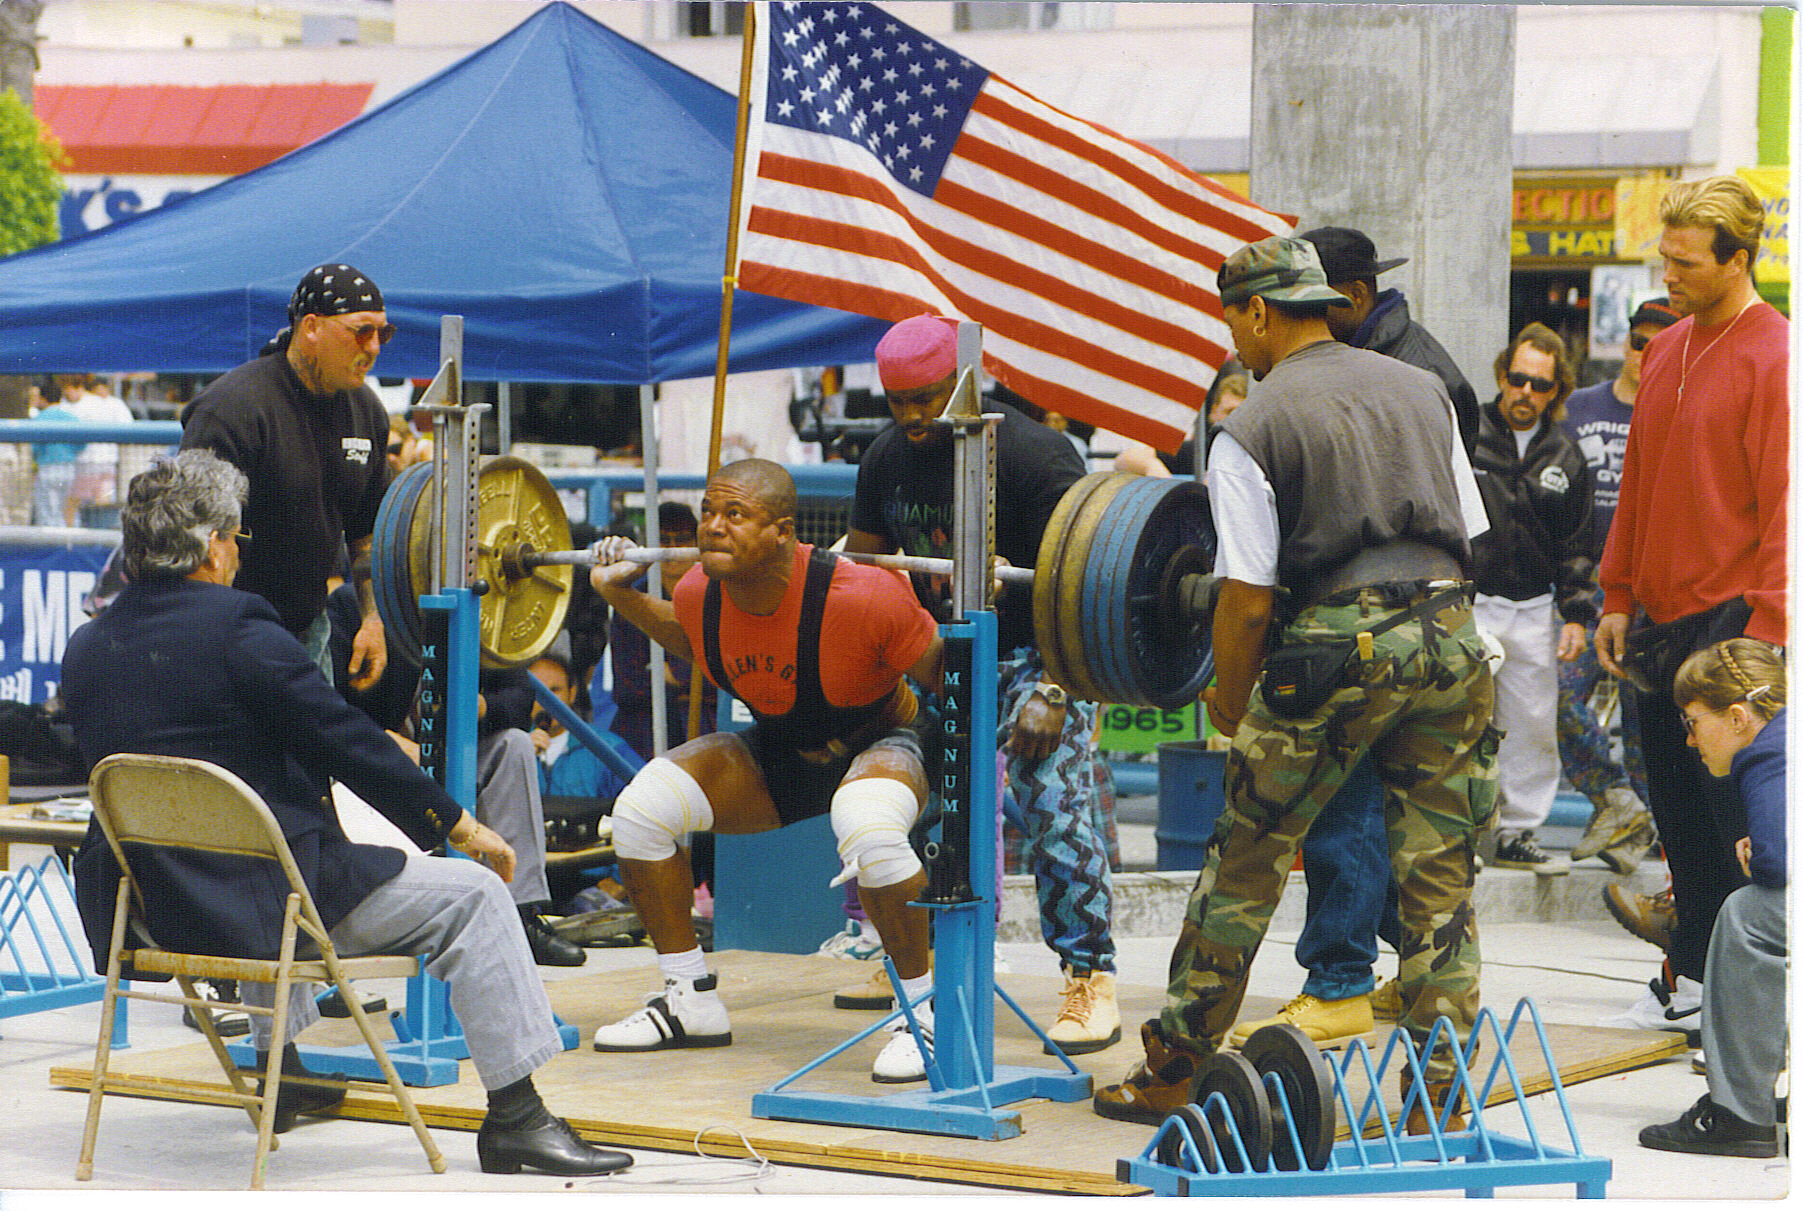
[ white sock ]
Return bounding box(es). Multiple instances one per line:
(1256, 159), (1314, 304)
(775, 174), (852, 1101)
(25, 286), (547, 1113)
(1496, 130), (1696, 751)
(658, 947), (710, 986)
(898, 971), (934, 1011)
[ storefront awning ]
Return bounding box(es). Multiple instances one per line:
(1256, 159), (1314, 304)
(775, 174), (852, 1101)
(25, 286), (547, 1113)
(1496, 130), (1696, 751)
(35, 83), (375, 175)
(1512, 56), (1720, 169)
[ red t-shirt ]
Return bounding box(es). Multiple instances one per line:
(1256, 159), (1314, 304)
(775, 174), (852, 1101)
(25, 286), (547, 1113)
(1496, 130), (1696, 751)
(1599, 302), (1788, 644)
(672, 544), (937, 717)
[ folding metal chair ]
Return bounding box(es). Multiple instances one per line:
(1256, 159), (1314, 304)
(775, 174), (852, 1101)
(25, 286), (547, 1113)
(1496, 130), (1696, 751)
(76, 753), (446, 1189)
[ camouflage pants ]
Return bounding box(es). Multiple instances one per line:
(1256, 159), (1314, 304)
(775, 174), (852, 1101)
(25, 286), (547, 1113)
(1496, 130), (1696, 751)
(1162, 596), (1499, 1080)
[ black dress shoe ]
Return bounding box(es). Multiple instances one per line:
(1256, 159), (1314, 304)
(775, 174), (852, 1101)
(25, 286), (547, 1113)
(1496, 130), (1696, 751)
(316, 986), (388, 1018)
(520, 907), (588, 967)
(476, 1107), (634, 1175)
(254, 1054), (348, 1135)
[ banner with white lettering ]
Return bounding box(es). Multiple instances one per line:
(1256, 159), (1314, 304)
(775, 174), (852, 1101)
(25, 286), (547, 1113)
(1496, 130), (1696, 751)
(0, 546), (111, 704)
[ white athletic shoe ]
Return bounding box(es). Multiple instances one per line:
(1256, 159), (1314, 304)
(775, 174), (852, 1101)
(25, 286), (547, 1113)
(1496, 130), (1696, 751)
(592, 974), (733, 1051)
(872, 1002), (934, 1084)
(1597, 973), (1702, 1040)
(816, 918), (886, 961)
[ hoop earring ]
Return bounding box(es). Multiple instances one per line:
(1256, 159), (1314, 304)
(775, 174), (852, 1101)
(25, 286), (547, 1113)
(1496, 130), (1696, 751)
(1252, 325), (1267, 338)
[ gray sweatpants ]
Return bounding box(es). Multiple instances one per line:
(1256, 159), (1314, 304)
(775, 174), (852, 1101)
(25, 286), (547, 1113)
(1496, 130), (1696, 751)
(243, 853), (563, 1090)
(1703, 882), (1789, 1126)
(477, 728), (550, 906)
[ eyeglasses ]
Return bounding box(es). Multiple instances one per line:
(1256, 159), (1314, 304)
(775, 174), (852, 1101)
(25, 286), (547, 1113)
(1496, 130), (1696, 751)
(217, 529), (251, 548)
(326, 316), (397, 347)
(1628, 332), (1653, 351)
(387, 443), (406, 456)
(1681, 702), (1738, 733)
(1505, 371), (1556, 393)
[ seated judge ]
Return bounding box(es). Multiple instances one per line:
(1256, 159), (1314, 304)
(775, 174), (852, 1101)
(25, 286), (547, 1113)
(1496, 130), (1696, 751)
(61, 450), (631, 1177)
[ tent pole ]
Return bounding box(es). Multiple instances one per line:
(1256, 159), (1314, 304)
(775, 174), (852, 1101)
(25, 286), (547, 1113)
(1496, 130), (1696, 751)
(687, 1), (759, 744)
(640, 381), (670, 759)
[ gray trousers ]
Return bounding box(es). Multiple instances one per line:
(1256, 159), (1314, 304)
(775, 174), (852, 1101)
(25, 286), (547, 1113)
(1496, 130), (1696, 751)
(244, 853), (564, 1090)
(477, 728), (550, 906)
(1703, 882), (1789, 1126)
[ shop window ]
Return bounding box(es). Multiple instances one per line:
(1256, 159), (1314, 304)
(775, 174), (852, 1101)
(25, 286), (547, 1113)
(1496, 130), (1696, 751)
(952, 3), (1113, 32)
(679, 1), (743, 38)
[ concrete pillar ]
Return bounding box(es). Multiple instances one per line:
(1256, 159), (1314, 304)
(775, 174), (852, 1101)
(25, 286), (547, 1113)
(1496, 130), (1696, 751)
(1249, 4), (1514, 390)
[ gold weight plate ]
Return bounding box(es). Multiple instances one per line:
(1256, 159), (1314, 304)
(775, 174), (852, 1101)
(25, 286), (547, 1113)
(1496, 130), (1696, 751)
(471, 455), (573, 669)
(1033, 472), (1133, 705)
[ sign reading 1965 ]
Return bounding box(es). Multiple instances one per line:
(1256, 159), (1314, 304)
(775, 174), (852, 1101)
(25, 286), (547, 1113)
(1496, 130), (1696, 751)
(1097, 703), (1196, 754)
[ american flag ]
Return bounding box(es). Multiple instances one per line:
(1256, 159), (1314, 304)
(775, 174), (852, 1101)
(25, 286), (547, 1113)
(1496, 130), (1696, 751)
(736, 1), (1294, 452)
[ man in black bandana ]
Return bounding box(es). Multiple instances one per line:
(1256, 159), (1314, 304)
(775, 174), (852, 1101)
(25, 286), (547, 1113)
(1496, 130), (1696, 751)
(182, 263), (395, 690)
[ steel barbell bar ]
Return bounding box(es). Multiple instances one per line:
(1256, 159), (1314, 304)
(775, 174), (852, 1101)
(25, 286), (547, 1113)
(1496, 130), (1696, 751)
(505, 542), (1037, 585)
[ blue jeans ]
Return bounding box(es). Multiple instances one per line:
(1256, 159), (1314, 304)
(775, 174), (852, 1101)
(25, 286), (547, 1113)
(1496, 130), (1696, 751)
(1294, 758), (1399, 1000)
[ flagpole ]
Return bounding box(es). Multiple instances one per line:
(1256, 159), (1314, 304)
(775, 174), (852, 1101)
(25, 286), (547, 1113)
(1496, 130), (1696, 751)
(688, 0), (759, 743)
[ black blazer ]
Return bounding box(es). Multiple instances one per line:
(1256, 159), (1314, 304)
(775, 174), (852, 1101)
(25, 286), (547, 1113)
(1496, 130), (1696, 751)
(62, 577), (463, 970)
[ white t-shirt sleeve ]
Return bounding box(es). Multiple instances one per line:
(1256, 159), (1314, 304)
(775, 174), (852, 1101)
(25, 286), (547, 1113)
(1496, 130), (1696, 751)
(1449, 398), (1489, 540)
(1205, 430), (1280, 587)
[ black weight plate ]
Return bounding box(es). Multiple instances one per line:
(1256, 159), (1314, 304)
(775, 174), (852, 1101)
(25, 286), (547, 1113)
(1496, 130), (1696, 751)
(1241, 1022), (1336, 1172)
(371, 462), (433, 666)
(1153, 1103), (1218, 1175)
(1193, 1049), (1273, 1173)
(1122, 477), (1215, 708)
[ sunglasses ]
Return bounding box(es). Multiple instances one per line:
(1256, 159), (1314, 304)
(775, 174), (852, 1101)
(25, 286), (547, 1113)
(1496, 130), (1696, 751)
(1505, 371), (1556, 393)
(218, 529), (251, 547)
(1628, 332), (1653, 351)
(326, 316), (397, 347)
(388, 443), (406, 456)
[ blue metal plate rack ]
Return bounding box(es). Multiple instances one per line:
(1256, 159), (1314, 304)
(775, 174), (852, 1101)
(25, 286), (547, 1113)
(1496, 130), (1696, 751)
(1, 853), (126, 1046)
(1119, 998), (1612, 1198)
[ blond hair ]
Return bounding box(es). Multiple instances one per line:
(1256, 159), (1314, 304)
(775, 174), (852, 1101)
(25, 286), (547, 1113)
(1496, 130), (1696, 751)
(1660, 176), (1764, 268)
(1674, 638), (1787, 722)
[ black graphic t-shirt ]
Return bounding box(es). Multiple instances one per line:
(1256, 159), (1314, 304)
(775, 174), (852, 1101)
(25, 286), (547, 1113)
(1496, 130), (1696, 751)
(852, 398), (1083, 653)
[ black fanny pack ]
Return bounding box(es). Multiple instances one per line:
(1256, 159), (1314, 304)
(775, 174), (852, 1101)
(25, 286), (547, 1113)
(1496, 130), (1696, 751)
(1620, 596), (1752, 697)
(1262, 583), (1470, 719)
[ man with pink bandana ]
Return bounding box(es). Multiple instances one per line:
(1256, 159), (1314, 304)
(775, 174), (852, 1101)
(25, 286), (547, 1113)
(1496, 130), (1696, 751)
(844, 315), (1123, 1056)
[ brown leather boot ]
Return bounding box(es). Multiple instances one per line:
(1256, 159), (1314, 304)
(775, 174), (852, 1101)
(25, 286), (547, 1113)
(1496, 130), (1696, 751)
(1401, 1073), (1468, 1135)
(1093, 1019), (1200, 1124)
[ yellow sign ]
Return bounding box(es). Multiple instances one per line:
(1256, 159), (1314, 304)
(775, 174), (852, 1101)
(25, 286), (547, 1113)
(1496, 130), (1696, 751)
(1738, 167), (1790, 285)
(1614, 175), (1671, 263)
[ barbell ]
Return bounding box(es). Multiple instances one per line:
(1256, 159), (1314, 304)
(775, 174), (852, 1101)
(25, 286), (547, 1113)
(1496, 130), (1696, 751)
(371, 457), (1221, 708)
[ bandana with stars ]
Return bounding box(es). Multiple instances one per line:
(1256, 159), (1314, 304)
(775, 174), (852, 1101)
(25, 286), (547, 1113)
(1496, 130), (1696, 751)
(287, 264), (384, 323)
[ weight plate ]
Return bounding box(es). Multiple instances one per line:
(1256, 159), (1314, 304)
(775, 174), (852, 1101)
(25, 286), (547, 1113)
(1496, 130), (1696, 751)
(1091, 478), (1168, 704)
(1122, 478), (1215, 708)
(472, 455), (573, 669)
(1079, 477), (1150, 704)
(371, 462), (434, 666)
(1241, 1022), (1336, 1172)
(1193, 1049), (1273, 1173)
(1033, 472), (1129, 704)
(1153, 1103), (1219, 1175)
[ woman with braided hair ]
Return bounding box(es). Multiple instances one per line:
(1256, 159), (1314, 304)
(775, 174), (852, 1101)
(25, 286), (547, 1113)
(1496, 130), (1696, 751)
(1640, 639), (1787, 1157)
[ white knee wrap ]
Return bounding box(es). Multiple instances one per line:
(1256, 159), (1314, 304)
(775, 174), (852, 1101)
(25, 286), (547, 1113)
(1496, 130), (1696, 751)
(830, 778), (923, 890)
(611, 758), (713, 863)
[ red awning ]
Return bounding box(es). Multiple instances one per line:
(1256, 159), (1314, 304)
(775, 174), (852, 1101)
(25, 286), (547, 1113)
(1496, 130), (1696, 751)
(35, 83), (375, 175)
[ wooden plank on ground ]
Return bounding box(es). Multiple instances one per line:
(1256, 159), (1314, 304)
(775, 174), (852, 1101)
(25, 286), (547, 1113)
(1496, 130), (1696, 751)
(48, 951), (1684, 1194)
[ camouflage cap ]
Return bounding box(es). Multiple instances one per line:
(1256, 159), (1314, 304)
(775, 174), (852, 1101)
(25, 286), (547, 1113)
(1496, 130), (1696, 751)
(1217, 236), (1353, 309)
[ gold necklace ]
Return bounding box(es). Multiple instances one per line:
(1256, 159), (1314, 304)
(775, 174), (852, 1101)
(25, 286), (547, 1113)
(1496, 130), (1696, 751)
(1677, 295), (1758, 402)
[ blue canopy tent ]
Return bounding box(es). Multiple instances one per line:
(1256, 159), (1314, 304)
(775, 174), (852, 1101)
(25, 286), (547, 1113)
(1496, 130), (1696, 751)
(0, 2), (888, 381)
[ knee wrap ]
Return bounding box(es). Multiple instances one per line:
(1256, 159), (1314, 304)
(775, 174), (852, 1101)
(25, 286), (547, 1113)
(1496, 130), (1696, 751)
(611, 758), (713, 862)
(831, 777), (923, 890)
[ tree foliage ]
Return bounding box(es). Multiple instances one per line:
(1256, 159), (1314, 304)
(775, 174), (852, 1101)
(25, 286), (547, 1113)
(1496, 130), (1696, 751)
(0, 86), (60, 257)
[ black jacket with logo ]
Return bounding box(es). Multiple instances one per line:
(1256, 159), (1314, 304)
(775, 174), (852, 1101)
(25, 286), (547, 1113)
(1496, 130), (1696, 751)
(1354, 289), (1481, 455)
(1470, 398), (1598, 623)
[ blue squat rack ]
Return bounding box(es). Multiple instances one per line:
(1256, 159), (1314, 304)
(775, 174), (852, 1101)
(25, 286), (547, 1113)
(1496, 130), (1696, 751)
(1119, 997), (1612, 1198)
(752, 323), (1092, 1139)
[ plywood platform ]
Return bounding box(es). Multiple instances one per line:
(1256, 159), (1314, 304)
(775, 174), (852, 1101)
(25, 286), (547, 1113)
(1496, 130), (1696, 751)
(50, 951), (1685, 1194)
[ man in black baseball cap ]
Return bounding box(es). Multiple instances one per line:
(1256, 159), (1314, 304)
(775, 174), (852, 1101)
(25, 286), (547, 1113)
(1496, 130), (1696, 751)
(1302, 225), (1479, 453)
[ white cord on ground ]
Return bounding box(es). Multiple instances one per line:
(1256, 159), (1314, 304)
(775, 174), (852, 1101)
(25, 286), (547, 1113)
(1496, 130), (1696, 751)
(566, 1124), (773, 1189)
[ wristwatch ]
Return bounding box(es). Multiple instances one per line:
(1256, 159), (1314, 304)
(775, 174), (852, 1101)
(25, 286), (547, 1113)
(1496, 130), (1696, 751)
(1031, 682), (1069, 707)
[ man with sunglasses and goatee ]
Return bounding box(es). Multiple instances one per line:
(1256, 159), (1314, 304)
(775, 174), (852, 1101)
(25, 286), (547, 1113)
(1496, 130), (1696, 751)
(1471, 322), (1597, 876)
(182, 263), (396, 693)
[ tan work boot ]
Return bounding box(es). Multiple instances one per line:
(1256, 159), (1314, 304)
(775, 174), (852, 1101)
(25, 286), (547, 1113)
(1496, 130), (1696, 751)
(833, 965), (895, 1010)
(1229, 992), (1374, 1049)
(1402, 1074), (1468, 1135)
(1044, 970), (1122, 1055)
(1370, 977), (1405, 1022)
(1092, 1019), (1200, 1124)
(1571, 787), (1651, 862)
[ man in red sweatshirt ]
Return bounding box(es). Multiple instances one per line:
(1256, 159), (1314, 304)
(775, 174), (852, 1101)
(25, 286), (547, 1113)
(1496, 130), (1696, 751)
(1594, 174), (1788, 1036)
